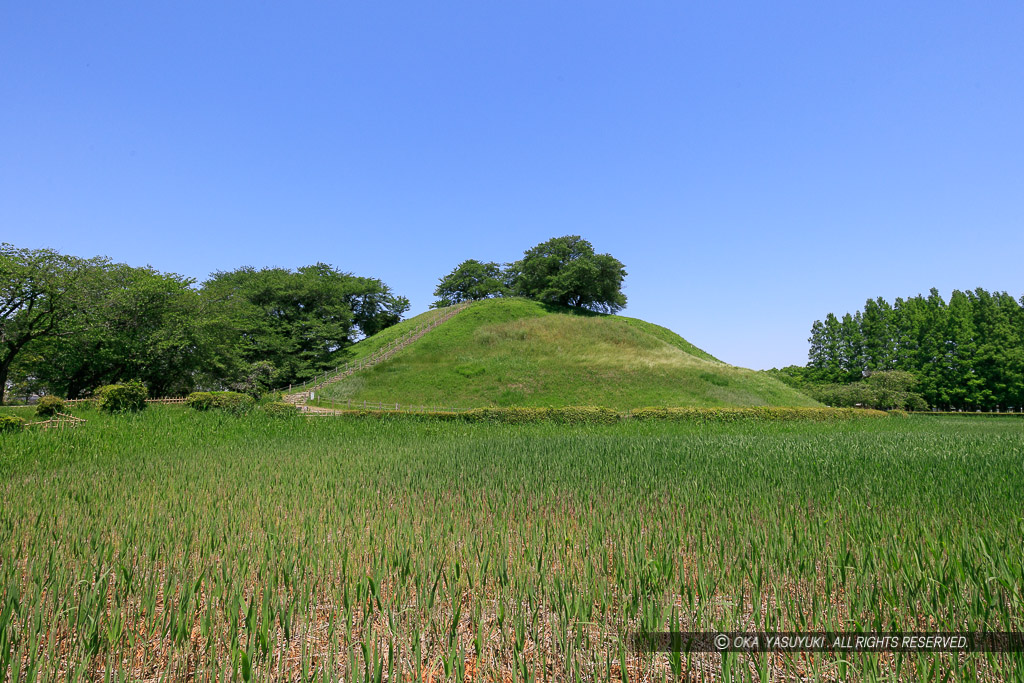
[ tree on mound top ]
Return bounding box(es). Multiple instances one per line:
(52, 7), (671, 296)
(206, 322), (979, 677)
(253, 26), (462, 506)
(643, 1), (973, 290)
(509, 235), (627, 313)
(432, 259), (510, 308)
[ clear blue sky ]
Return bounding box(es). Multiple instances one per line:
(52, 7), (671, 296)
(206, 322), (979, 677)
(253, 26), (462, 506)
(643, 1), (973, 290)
(3, 2), (1022, 369)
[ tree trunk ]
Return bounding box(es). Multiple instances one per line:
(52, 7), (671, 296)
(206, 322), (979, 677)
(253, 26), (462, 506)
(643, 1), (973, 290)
(0, 358), (10, 406)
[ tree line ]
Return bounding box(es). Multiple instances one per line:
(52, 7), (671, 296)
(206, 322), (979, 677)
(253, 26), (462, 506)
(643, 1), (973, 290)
(774, 288), (1024, 410)
(0, 243), (408, 404)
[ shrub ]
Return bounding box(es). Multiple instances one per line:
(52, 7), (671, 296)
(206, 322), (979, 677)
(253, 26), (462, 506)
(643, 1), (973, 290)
(904, 394), (928, 412)
(259, 401), (299, 418)
(229, 360), (279, 398)
(345, 409), (463, 422)
(96, 381), (148, 413)
(461, 406), (621, 425)
(462, 407), (550, 424)
(215, 392), (255, 413)
(186, 391), (256, 414)
(549, 406), (620, 424)
(35, 396), (66, 417)
(806, 373), (928, 411)
(185, 392), (212, 410)
(0, 416), (26, 434)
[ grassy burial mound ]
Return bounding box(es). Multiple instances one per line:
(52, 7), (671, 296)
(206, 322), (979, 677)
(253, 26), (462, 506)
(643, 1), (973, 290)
(318, 298), (817, 410)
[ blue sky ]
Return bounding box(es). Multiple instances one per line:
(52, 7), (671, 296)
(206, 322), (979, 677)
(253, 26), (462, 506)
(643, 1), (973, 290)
(3, 2), (1022, 369)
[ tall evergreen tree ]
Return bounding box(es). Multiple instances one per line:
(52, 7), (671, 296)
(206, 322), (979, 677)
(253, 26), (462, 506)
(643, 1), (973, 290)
(839, 312), (865, 381)
(860, 297), (893, 371)
(943, 290), (980, 408)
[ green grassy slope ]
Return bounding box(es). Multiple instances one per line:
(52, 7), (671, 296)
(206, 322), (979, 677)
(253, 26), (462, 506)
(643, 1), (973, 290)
(319, 298), (818, 410)
(0, 406), (38, 419)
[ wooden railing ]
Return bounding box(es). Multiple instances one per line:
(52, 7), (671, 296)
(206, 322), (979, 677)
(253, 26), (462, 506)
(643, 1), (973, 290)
(26, 412), (86, 430)
(64, 397), (188, 405)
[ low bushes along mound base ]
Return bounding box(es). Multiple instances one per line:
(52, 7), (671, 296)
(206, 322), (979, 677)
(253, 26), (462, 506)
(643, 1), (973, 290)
(96, 381), (148, 413)
(186, 391), (255, 414)
(35, 396), (67, 417)
(259, 401), (300, 418)
(0, 415), (26, 433)
(333, 405), (891, 424)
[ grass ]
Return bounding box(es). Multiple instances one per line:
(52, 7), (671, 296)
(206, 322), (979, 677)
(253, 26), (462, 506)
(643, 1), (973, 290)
(277, 305), (467, 393)
(0, 408), (1021, 681)
(318, 298), (817, 410)
(0, 405), (37, 420)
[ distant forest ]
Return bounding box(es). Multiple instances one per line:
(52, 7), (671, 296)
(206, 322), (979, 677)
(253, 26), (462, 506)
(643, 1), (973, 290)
(775, 288), (1024, 411)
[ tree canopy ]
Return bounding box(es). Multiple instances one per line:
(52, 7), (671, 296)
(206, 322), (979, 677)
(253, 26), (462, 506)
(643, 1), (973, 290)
(509, 236), (627, 313)
(0, 244), (104, 404)
(2, 244), (409, 402)
(23, 263), (202, 398)
(432, 259), (509, 308)
(432, 236), (627, 314)
(200, 264), (409, 387)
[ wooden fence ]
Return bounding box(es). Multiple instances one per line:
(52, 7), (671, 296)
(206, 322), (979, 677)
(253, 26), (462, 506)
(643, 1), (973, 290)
(64, 397), (188, 405)
(26, 412), (86, 430)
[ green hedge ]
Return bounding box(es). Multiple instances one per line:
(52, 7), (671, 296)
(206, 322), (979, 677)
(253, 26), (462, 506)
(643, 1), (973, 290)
(336, 410), (464, 421)
(289, 405), (893, 424)
(259, 401), (300, 418)
(629, 406), (889, 422)
(186, 391), (255, 414)
(96, 381), (148, 413)
(35, 396), (66, 417)
(0, 416), (26, 434)
(462, 406), (621, 424)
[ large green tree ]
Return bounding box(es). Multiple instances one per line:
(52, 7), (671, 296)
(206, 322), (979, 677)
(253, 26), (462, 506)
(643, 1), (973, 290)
(431, 259), (509, 308)
(201, 264), (408, 387)
(508, 235), (627, 313)
(0, 244), (102, 404)
(22, 264), (205, 398)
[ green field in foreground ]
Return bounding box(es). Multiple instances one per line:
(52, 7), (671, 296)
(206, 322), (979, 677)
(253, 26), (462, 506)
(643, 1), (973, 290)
(1, 409), (1022, 681)
(318, 298), (818, 410)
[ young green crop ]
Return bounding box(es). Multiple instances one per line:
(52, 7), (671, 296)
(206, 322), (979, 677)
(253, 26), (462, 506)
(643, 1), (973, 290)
(0, 409), (1021, 681)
